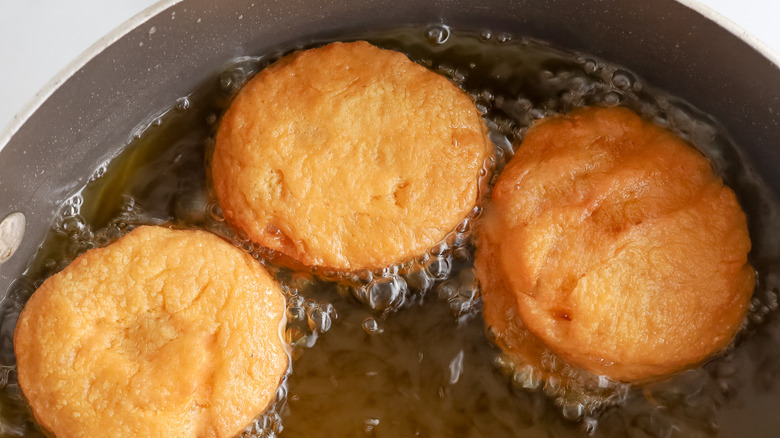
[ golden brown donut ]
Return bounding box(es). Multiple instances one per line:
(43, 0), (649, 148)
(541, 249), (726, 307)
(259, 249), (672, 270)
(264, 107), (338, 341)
(14, 226), (288, 438)
(212, 41), (491, 271)
(476, 106), (754, 383)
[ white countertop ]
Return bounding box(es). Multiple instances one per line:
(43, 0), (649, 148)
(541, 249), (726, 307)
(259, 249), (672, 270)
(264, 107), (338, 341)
(1, 0), (779, 134)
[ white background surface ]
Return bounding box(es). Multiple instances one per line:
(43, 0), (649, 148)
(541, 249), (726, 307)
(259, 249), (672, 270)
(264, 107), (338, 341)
(1, 0), (780, 134)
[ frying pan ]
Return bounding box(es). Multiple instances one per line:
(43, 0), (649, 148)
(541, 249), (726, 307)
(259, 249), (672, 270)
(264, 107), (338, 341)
(1, 0), (780, 436)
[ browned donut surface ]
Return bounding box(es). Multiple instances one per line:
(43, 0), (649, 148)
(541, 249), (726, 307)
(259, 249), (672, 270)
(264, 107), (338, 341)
(212, 41), (491, 271)
(477, 106), (754, 382)
(14, 226), (288, 438)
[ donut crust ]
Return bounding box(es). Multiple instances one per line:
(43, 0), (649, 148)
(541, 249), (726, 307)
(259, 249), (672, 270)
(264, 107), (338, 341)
(477, 106), (754, 382)
(212, 41), (491, 271)
(14, 226), (288, 438)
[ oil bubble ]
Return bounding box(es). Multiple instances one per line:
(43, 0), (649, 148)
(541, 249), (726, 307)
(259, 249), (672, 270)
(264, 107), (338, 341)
(436, 280), (457, 301)
(173, 190), (208, 223)
(89, 164), (107, 182)
(350, 284), (370, 304)
(583, 59), (598, 73)
(287, 304), (305, 323)
(452, 246), (471, 261)
(240, 385), (287, 438)
(307, 309), (331, 333)
(582, 417), (598, 434)
(429, 241), (449, 257)
(354, 269), (373, 285)
(60, 194), (83, 217)
(367, 276), (407, 311)
(512, 365), (541, 390)
(544, 375), (562, 396)
(611, 70), (635, 91)
(493, 354), (513, 375)
(208, 203), (225, 221)
(561, 401), (584, 420)
(603, 91), (622, 106)
(426, 24), (450, 45)
(175, 96), (191, 111)
(496, 33), (512, 43)
(362, 317), (384, 335)
(405, 268), (433, 294)
(364, 417), (380, 433)
(61, 215), (87, 235)
(425, 256), (451, 280)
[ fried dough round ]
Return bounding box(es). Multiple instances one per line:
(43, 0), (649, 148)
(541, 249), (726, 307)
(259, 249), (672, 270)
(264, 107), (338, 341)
(14, 226), (288, 438)
(476, 106), (754, 382)
(212, 41), (491, 271)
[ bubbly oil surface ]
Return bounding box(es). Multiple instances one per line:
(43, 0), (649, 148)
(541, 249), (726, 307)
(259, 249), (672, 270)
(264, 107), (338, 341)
(2, 26), (780, 437)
